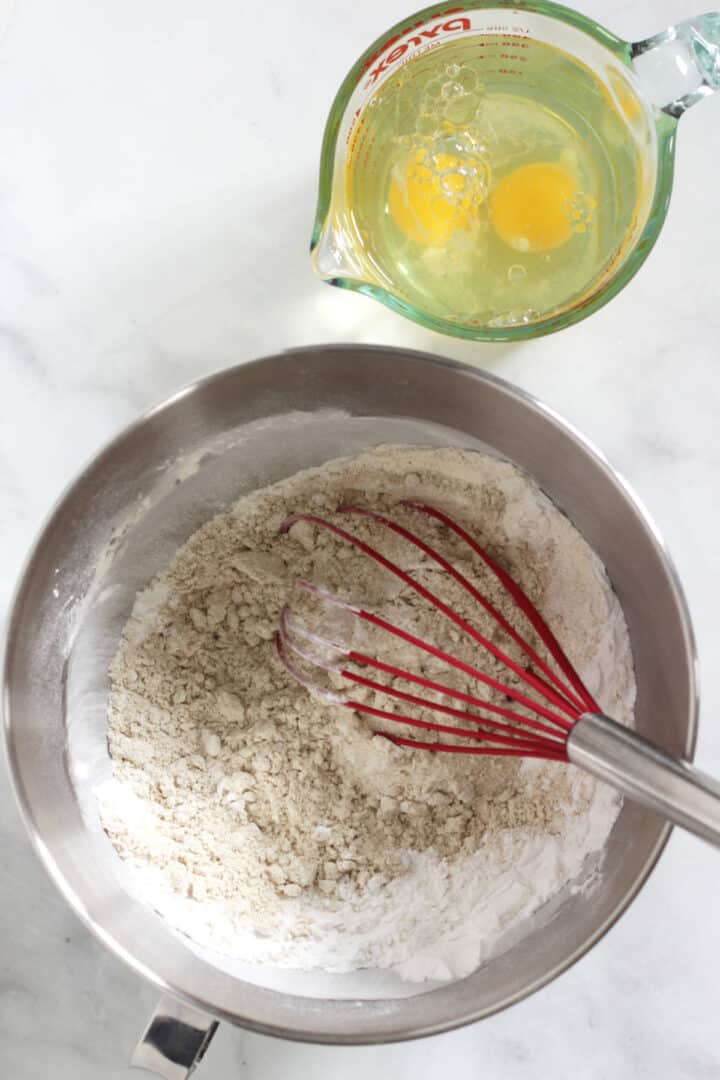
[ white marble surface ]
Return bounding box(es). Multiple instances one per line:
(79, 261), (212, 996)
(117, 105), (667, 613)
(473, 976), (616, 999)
(1, 0), (719, 1075)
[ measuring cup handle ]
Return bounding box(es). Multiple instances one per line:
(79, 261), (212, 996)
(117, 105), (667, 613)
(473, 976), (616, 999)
(631, 13), (720, 117)
(130, 995), (219, 1078)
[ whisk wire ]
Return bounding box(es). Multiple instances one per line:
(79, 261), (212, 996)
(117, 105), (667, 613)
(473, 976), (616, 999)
(277, 505), (601, 760)
(275, 632), (566, 758)
(282, 513), (581, 720)
(402, 501), (599, 713)
(339, 504), (588, 714)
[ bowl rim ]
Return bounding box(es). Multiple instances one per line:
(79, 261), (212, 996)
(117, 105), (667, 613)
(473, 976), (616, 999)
(2, 344), (699, 1043)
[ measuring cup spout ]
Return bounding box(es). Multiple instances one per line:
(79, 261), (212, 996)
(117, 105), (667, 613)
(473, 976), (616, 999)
(311, 213), (370, 286)
(632, 13), (720, 117)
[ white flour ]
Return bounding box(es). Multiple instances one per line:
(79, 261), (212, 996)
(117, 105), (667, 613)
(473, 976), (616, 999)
(98, 446), (635, 981)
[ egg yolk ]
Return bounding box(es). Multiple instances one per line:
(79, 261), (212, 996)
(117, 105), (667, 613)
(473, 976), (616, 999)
(388, 151), (477, 246)
(490, 162), (578, 253)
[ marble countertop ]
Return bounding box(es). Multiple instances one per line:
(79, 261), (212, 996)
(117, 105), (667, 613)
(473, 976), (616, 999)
(1, 0), (719, 1076)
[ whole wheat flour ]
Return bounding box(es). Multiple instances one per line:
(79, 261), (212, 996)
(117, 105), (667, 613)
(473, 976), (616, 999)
(98, 446), (635, 980)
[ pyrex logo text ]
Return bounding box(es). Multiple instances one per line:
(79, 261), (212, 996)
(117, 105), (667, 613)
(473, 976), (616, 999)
(364, 12), (471, 86)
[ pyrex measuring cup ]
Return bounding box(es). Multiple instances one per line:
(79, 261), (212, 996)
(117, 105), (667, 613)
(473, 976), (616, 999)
(311, 2), (720, 340)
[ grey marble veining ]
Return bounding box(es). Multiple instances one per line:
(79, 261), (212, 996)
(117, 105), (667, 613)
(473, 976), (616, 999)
(2, 0), (720, 1075)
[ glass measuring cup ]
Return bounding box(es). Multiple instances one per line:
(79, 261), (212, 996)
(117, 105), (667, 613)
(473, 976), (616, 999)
(311, 2), (720, 341)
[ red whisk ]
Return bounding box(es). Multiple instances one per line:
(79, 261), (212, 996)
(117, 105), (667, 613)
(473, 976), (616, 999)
(276, 503), (720, 847)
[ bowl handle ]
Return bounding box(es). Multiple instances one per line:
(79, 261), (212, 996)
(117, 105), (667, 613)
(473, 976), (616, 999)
(632, 13), (720, 117)
(130, 994), (219, 1078)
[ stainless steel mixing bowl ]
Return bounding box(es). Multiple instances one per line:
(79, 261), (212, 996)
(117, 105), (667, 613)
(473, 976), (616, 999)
(3, 345), (697, 1052)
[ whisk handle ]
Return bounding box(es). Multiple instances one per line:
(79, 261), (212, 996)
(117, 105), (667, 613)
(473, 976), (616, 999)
(567, 714), (720, 847)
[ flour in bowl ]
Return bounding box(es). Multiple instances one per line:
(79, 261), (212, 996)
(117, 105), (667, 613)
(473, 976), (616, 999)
(98, 446), (635, 980)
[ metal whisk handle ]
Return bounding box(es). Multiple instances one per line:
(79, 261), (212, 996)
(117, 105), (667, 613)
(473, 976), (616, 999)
(568, 714), (720, 847)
